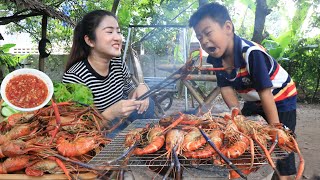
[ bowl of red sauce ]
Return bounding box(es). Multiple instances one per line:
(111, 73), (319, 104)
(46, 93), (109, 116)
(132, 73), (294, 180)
(0, 68), (54, 112)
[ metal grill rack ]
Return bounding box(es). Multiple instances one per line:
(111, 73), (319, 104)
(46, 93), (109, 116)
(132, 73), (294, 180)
(89, 119), (289, 179)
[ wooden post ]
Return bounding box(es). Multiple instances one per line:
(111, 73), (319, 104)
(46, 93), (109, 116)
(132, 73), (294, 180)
(39, 15), (47, 71)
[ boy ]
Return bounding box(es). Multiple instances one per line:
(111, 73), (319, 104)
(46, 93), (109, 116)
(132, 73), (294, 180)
(189, 3), (298, 180)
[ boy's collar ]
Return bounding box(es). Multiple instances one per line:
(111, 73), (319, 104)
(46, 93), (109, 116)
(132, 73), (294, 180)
(206, 34), (246, 68)
(233, 34), (247, 68)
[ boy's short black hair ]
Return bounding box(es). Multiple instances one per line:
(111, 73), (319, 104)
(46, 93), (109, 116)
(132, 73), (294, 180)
(189, 2), (232, 28)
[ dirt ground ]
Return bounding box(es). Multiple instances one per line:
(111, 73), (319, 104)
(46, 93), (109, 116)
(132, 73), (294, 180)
(164, 96), (320, 180)
(295, 103), (320, 179)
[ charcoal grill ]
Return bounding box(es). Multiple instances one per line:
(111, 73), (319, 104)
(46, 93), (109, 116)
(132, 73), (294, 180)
(89, 119), (289, 179)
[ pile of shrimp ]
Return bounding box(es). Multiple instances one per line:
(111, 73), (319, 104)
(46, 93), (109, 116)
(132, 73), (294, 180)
(0, 101), (111, 179)
(124, 111), (304, 180)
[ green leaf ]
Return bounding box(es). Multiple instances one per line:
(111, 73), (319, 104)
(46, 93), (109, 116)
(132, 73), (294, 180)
(291, 1), (311, 35)
(0, 44), (16, 53)
(53, 82), (72, 102)
(262, 39), (283, 59)
(0, 44), (29, 67)
(276, 31), (293, 49)
(53, 82), (94, 106)
(269, 47), (283, 59)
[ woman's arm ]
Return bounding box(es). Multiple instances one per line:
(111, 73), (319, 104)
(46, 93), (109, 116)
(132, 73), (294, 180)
(258, 88), (280, 124)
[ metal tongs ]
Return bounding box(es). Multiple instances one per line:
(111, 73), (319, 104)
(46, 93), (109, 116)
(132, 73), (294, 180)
(137, 50), (200, 101)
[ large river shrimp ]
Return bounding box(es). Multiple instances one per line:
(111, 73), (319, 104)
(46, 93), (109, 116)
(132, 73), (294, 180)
(133, 125), (165, 155)
(124, 125), (149, 147)
(0, 155), (36, 174)
(229, 110), (304, 179)
(165, 129), (186, 159)
(0, 140), (49, 158)
(183, 129), (224, 159)
(56, 132), (108, 157)
(182, 127), (206, 152)
(232, 114), (304, 178)
(0, 121), (39, 145)
(265, 124), (305, 180)
(25, 156), (72, 180)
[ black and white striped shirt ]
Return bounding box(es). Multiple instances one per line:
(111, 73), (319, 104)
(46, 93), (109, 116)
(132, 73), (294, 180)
(62, 58), (136, 112)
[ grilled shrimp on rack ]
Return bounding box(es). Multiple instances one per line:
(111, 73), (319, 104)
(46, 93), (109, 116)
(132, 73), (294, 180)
(133, 125), (165, 155)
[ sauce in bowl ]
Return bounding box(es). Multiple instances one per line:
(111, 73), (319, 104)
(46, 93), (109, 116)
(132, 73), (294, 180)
(5, 74), (48, 108)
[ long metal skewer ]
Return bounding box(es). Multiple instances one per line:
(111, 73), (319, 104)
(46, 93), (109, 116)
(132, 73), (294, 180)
(52, 154), (122, 171)
(137, 53), (198, 101)
(162, 162), (175, 180)
(172, 145), (181, 180)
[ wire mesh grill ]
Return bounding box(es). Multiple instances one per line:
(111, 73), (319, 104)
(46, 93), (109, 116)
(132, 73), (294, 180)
(89, 119), (289, 178)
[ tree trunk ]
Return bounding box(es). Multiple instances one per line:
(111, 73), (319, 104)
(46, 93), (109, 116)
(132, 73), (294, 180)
(252, 0), (271, 43)
(0, 65), (4, 82)
(199, 0), (208, 7)
(111, 0), (121, 14)
(38, 15), (47, 72)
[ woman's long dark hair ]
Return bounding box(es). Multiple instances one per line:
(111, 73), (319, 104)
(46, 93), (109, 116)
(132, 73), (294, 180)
(65, 10), (117, 72)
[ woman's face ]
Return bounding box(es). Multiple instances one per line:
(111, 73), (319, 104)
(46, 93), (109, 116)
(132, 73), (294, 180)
(89, 15), (122, 59)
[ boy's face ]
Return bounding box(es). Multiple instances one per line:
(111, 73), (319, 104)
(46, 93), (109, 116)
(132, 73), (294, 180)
(194, 16), (233, 58)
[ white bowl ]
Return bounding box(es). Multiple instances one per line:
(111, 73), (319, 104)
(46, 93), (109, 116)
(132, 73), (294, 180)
(0, 68), (53, 112)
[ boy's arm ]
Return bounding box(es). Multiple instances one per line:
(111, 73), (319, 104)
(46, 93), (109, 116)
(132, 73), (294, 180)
(220, 86), (241, 111)
(258, 88), (280, 124)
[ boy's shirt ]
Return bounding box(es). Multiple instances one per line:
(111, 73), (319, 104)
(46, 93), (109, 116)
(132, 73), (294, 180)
(207, 34), (297, 112)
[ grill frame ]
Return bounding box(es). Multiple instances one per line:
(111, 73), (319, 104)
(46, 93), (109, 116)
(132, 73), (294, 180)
(89, 119), (289, 179)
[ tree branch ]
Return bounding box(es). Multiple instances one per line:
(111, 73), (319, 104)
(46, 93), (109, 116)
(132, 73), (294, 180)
(13, 22), (39, 41)
(0, 12), (42, 25)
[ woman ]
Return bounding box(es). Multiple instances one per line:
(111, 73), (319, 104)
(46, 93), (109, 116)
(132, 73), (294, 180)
(62, 10), (154, 138)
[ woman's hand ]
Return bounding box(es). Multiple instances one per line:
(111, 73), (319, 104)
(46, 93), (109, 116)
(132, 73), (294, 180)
(102, 99), (143, 120)
(131, 83), (149, 114)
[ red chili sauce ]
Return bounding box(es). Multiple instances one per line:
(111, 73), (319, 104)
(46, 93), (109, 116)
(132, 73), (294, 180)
(5, 74), (48, 108)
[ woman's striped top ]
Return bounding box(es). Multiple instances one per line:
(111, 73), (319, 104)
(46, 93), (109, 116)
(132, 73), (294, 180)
(62, 58), (136, 112)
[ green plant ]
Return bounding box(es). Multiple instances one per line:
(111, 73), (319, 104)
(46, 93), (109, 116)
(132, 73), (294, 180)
(0, 43), (29, 68)
(280, 36), (320, 103)
(53, 82), (94, 105)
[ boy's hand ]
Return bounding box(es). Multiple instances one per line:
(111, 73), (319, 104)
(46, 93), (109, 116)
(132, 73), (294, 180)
(230, 106), (240, 120)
